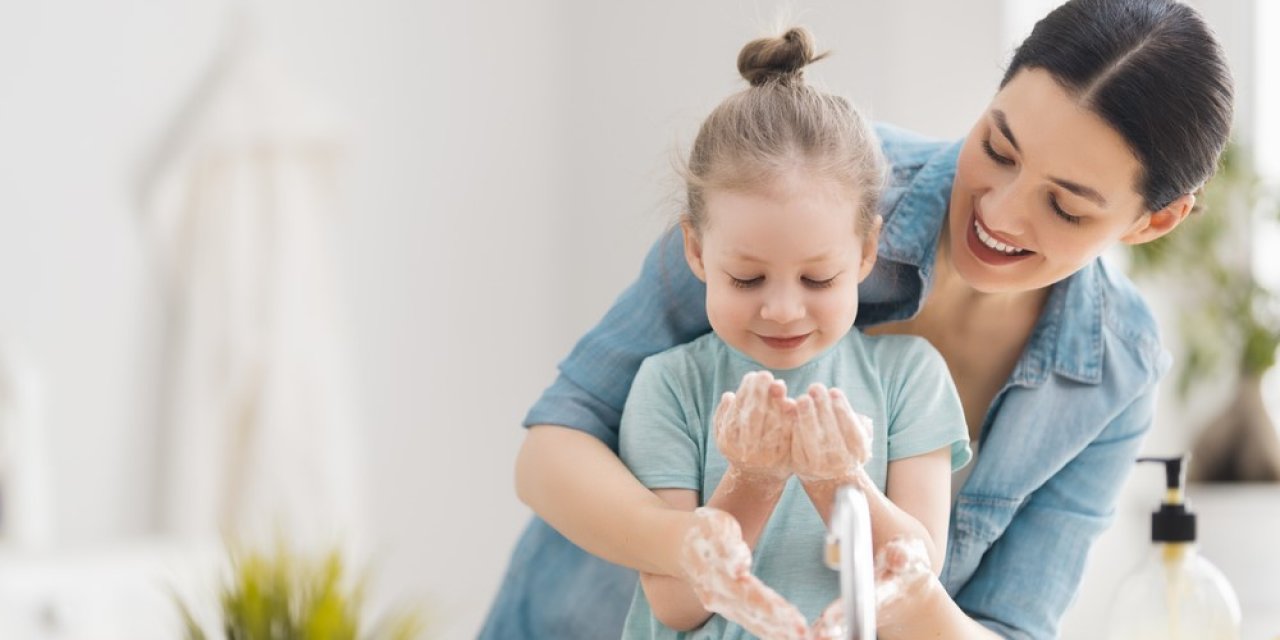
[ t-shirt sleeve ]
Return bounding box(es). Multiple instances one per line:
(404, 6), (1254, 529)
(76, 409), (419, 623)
(618, 355), (703, 492)
(884, 338), (972, 471)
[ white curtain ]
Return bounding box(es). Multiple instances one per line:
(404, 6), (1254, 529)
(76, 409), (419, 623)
(140, 23), (363, 553)
(0, 344), (51, 548)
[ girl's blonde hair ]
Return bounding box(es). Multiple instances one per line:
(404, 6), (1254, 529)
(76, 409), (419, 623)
(681, 27), (886, 236)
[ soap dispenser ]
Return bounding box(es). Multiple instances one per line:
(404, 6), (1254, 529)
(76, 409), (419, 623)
(1108, 455), (1242, 639)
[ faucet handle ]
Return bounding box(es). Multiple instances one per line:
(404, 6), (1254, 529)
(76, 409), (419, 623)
(823, 530), (841, 570)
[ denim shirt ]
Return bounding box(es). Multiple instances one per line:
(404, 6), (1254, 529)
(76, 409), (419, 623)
(481, 124), (1171, 640)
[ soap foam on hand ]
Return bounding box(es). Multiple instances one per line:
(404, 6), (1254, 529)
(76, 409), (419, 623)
(873, 537), (932, 608)
(680, 507), (810, 640)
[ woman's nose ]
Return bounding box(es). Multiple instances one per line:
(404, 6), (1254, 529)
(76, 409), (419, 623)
(980, 179), (1033, 236)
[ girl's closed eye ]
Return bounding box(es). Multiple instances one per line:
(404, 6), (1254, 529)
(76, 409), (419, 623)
(729, 274), (764, 289)
(802, 275), (838, 289)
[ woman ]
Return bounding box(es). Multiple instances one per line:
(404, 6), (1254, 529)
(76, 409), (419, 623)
(481, 0), (1234, 637)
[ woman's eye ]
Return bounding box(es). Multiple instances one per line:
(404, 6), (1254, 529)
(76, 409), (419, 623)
(1050, 195), (1082, 225)
(802, 276), (837, 289)
(730, 275), (763, 289)
(982, 139), (1014, 166)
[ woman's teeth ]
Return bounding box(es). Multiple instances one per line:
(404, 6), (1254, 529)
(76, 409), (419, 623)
(975, 219), (1028, 255)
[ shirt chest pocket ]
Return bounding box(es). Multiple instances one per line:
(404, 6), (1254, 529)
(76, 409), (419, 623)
(941, 494), (1023, 594)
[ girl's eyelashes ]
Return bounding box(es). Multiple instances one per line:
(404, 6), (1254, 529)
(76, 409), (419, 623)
(802, 276), (837, 289)
(1049, 195), (1082, 225)
(981, 139), (1014, 166)
(728, 275), (838, 289)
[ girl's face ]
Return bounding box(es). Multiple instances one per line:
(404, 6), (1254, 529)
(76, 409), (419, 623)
(947, 68), (1193, 294)
(683, 170), (879, 370)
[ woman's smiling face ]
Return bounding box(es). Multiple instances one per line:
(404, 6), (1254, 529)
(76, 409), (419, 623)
(947, 68), (1175, 294)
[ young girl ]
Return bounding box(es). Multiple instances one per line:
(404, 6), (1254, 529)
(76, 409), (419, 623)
(617, 27), (969, 639)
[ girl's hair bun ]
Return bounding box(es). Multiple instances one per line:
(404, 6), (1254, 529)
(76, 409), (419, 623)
(737, 27), (828, 86)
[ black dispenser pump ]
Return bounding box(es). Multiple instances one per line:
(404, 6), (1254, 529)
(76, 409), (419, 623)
(1136, 456), (1196, 543)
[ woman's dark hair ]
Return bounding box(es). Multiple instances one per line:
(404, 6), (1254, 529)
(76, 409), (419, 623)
(1002, 0), (1234, 212)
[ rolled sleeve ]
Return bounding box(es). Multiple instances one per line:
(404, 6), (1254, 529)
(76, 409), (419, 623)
(523, 373), (625, 451)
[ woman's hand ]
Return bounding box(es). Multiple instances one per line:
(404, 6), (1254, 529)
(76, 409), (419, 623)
(679, 507), (809, 640)
(791, 384), (873, 484)
(715, 371), (796, 485)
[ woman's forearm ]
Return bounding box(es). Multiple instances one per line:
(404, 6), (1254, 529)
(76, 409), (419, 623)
(639, 572), (714, 631)
(515, 425), (691, 576)
(634, 469), (787, 631)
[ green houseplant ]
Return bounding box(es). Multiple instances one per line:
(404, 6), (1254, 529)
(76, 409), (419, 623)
(1128, 142), (1280, 481)
(175, 542), (426, 640)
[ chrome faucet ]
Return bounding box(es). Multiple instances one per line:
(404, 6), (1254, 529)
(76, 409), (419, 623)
(825, 485), (875, 639)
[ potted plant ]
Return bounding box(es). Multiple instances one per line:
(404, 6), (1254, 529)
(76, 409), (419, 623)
(1128, 142), (1280, 482)
(175, 542), (426, 640)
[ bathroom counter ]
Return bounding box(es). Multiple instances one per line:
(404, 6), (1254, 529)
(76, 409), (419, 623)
(1187, 484), (1280, 639)
(0, 538), (220, 640)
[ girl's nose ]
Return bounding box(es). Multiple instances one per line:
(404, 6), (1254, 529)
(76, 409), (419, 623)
(760, 284), (805, 324)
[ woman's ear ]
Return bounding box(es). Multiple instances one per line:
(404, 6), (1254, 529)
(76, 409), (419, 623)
(681, 218), (708, 282)
(857, 215), (883, 281)
(1121, 193), (1195, 245)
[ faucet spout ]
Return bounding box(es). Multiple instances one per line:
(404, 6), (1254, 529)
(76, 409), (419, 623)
(825, 485), (875, 639)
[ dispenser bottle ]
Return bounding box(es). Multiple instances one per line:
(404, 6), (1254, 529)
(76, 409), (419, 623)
(1108, 456), (1242, 639)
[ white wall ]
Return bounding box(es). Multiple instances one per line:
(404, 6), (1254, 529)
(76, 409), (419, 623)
(0, 1), (565, 637)
(0, 1), (1268, 638)
(554, 0), (1006, 340)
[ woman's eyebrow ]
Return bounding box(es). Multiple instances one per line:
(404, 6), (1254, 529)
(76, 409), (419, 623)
(1051, 177), (1107, 207)
(991, 109), (1020, 152)
(991, 109), (1108, 207)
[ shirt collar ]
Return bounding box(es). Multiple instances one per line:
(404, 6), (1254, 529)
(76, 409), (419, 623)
(878, 139), (960, 279)
(1012, 262), (1105, 386)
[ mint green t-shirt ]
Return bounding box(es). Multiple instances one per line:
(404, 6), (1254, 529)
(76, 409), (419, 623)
(618, 330), (971, 640)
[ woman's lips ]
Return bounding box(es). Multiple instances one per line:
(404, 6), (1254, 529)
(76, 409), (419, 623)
(966, 211), (1036, 266)
(759, 333), (810, 349)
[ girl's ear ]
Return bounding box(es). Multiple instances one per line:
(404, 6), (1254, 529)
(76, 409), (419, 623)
(1121, 193), (1195, 245)
(857, 215), (883, 281)
(681, 218), (708, 282)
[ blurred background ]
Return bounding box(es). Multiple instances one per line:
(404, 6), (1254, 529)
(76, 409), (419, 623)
(0, 1), (1277, 638)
